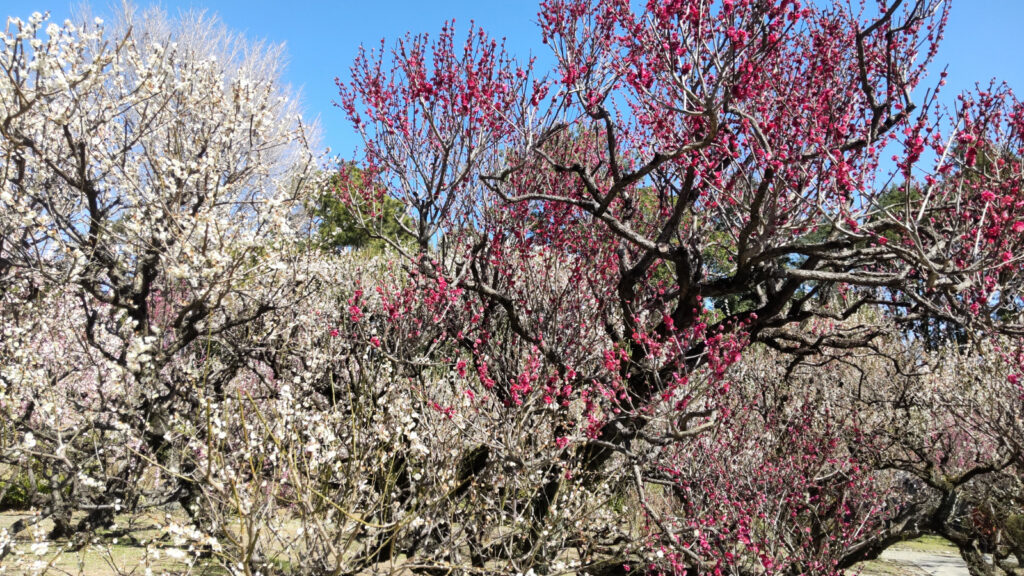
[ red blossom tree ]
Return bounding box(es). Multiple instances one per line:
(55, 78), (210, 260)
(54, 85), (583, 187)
(333, 0), (1024, 573)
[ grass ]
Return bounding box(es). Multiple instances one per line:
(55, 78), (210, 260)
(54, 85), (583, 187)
(889, 534), (961, 555)
(854, 558), (929, 576)
(3, 507), (968, 576)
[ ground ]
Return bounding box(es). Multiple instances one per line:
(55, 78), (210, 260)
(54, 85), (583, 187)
(856, 536), (969, 576)
(1, 511), (973, 576)
(0, 511), (225, 575)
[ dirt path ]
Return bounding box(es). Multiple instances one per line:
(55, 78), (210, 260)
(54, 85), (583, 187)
(880, 547), (971, 576)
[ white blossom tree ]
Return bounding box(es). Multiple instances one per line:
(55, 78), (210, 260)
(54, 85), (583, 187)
(0, 5), (316, 540)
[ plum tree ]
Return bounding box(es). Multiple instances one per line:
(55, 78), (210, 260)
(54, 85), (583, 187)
(0, 5), (315, 540)
(337, 0), (1024, 573)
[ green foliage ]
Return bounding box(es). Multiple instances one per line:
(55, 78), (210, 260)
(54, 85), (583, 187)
(1005, 514), (1024, 548)
(0, 466), (51, 511)
(874, 182), (922, 244)
(310, 169), (414, 254)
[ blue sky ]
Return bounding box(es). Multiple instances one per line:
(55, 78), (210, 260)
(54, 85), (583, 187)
(4, 1), (1023, 159)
